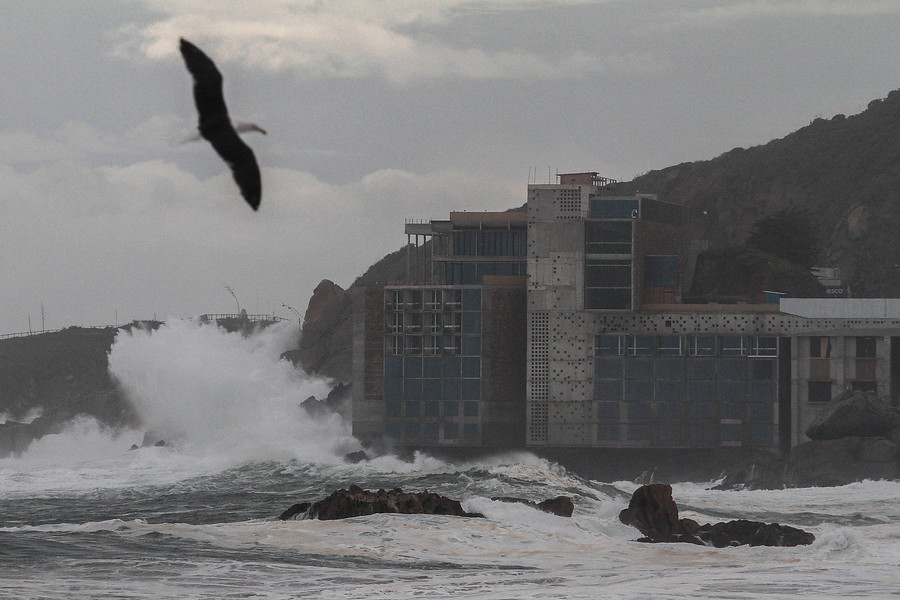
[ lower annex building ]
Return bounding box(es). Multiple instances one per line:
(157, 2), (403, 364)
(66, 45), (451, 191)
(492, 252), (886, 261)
(352, 172), (900, 453)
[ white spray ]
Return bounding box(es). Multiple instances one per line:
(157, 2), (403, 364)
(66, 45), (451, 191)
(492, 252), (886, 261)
(107, 319), (360, 465)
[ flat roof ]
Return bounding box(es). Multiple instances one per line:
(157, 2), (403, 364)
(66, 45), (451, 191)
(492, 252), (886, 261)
(449, 211), (527, 225)
(779, 298), (900, 318)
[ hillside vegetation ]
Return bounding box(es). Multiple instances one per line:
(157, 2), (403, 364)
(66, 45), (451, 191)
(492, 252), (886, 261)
(627, 89), (900, 296)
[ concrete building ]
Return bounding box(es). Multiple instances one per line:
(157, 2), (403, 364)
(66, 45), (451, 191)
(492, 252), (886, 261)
(353, 211), (527, 450)
(353, 172), (900, 455)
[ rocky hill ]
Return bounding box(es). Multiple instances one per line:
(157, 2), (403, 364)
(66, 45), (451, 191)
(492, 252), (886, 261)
(626, 89), (900, 296)
(0, 326), (139, 456)
(290, 246), (409, 382)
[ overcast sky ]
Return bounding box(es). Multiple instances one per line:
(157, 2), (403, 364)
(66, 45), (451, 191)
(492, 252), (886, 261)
(2, 0), (899, 334)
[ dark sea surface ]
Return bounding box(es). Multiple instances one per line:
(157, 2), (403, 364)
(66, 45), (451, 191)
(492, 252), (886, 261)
(1, 321), (897, 599)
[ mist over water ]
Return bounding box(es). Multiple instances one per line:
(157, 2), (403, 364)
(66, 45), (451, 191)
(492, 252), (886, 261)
(108, 319), (360, 465)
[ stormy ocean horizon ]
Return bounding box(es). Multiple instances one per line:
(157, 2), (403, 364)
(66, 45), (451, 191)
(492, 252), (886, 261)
(1, 321), (897, 599)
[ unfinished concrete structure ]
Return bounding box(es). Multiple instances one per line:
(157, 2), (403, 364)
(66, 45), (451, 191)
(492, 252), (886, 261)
(353, 172), (900, 455)
(353, 211), (527, 450)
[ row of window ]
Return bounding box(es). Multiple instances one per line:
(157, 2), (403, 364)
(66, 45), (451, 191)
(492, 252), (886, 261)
(444, 261), (526, 285)
(386, 288), (481, 311)
(386, 421), (479, 441)
(385, 377), (481, 402)
(386, 355), (480, 379)
(596, 335), (778, 357)
(388, 311), (482, 333)
(452, 230), (527, 257)
(808, 379), (876, 403)
(595, 357), (777, 382)
(809, 335), (877, 358)
(596, 422), (773, 445)
(386, 334), (481, 356)
(596, 399), (775, 422)
(386, 399), (480, 418)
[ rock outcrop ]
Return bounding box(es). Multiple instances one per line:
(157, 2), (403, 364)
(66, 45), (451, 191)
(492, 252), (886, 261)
(619, 484), (815, 547)
(490, 496), (575, 517)
(806, 390), (900, 440)
(279, 486), (484, 521)
(292, 280), (353, 382)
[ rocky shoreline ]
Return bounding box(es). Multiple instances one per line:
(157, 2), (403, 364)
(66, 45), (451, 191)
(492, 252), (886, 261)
(279, 486), (575, 521)
(279, 484), (814, 549)
(715, 390), (900, 490)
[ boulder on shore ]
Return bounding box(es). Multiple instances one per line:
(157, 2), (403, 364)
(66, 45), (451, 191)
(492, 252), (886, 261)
(618, 484), (814, 547)
(279, 485), (484, 520)
(805, 390), (900, 440)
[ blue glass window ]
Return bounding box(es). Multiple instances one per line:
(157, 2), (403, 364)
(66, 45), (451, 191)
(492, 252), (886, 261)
(423, 379), (441, 400)
(385, 378), (403, 400)
(624, 380), (653, 402)
(405, 401), (420, 418)
(385, 401), (401, 418)
(721, 401), (744, 420)
(627, 422), (652, 441)
(423, 422), (439, 440)
(659, 423), (681, 442)
(595, 358), (622, 379)
(721, 424), (742, 443)
(687, 359), (716, 380)
(658, 402), (681, 419)
(688, 336), (716, 356)
(596, 335), (626, 355)
(462, 312), (481, 333)
(627, 403), (652, 419)
(442, 378), (460, 400)
(596, 401), (619, 419)
(424, 401), (439, 417)
(628, 335), (656, 356)
(442, 356), (460, 377)
(444, 423), (459, 439)
(463, 401), (479, 417)
(624, 358), (653, 380)
(462, 289), (481, 311)
(463, 423), (479, 439)
(597, 423), (620, 441)
(404, 379), (422, 400)
(462, 357), (480, 378)
(385, 356), (403, 378)
(404, 357), (422, 378)
(461, 335), (481, 356)
(404, 422), (420, 439)
(748, 402), (773, 423)
(386, 422), (402, 438)
(594, 379), (623, 402)
(461, 379), (480, 401)
(423, 357), (441, 378)
(443, 401), (459, 417)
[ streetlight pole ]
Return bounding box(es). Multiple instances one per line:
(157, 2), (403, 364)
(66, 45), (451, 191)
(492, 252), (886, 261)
(225, 284), (241, 314)
(282, 303), (302, 326)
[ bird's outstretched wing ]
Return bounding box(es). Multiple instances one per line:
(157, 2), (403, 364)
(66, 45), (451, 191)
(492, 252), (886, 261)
(179, 38), (261, 211)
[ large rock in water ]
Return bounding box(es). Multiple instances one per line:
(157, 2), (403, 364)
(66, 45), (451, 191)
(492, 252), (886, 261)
(279, 486), (484, 520)
(806, 390), (900, 440)
(618, 484), (815, 547)
(490, 496), (575, 517)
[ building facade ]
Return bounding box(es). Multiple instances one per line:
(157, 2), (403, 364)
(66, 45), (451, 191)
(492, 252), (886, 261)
(353, 172), (900, 454)
(352, 211), (527, 450)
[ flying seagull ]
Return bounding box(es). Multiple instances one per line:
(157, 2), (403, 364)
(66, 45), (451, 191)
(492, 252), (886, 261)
(179, 38), (263, 211)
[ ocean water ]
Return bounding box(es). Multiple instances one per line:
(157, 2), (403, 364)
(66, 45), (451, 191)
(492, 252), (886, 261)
(1, 322), (898, 599)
